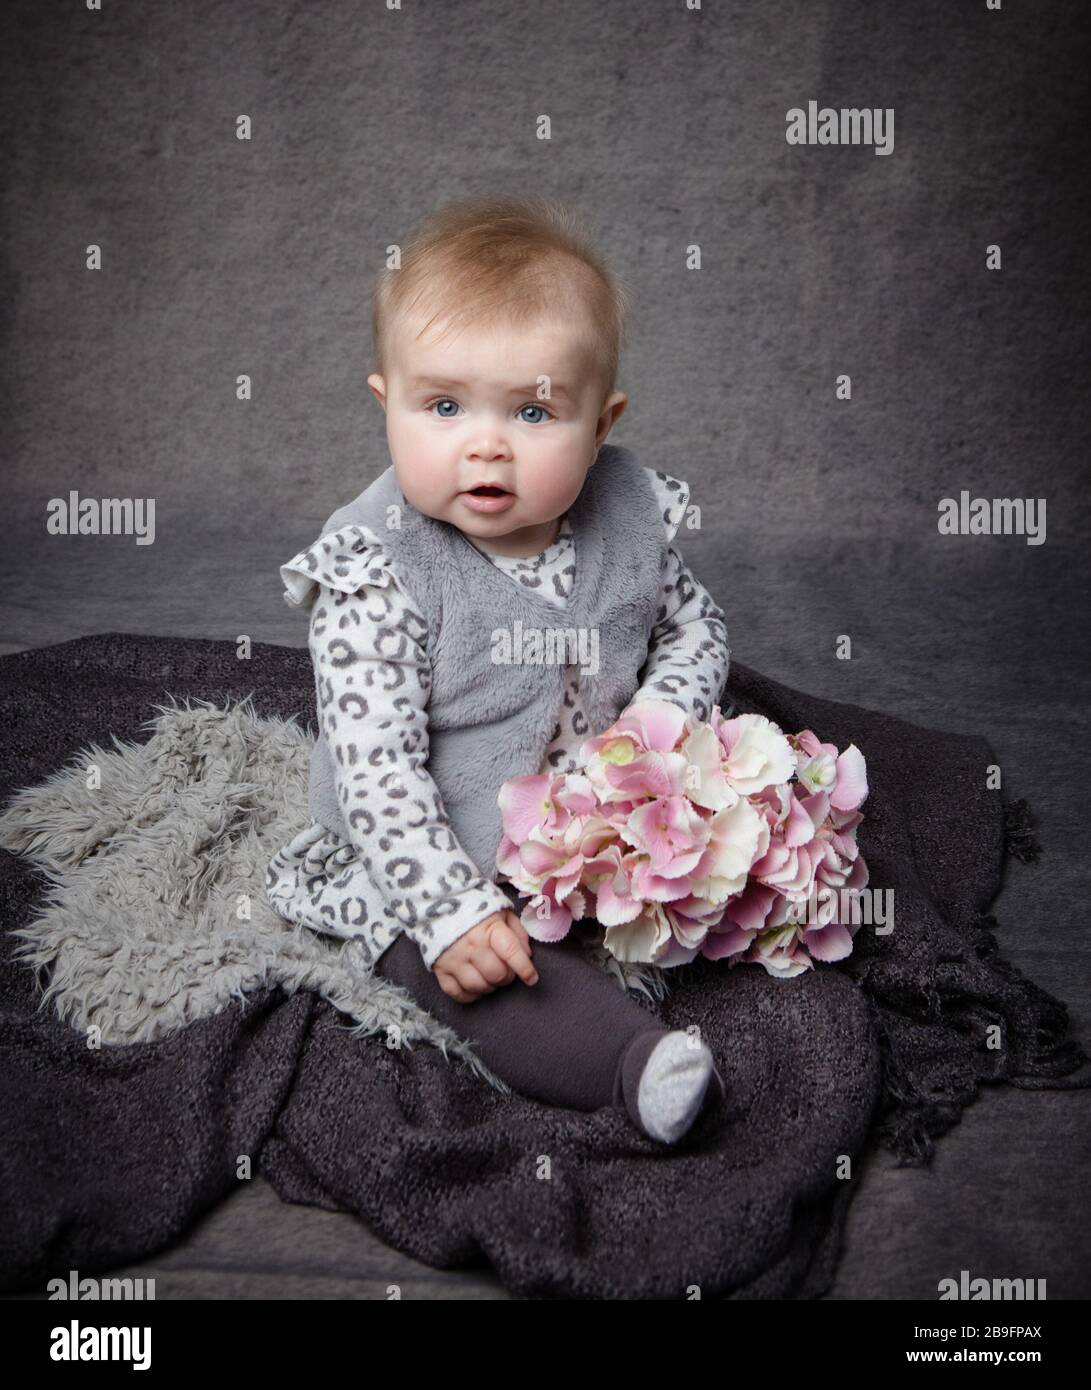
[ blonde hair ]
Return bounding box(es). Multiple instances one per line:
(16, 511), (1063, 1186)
(372, 196), (632, 403)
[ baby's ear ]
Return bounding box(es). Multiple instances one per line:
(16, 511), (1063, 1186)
(366, 373), (388, 410)
(595, 389), (628, 444)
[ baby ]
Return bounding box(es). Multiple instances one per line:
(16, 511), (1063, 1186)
(267, 196), (731, 1144)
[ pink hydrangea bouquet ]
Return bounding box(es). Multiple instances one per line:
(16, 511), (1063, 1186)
(495, 700), (869, 978)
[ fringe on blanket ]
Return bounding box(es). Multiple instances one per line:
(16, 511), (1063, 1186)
(852, 796), (1089, 1168)
(1002, 797), (1041, 863)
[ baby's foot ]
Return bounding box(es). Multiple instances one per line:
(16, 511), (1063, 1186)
(633, 1030), (723, 1145)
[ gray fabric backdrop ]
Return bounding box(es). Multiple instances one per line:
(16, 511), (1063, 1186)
(1, 0), (1087, 1299)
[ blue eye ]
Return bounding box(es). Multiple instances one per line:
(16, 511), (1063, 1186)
(427, 399), (553, 422)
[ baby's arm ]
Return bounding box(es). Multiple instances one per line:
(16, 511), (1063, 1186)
(307, 573), (515, 972)
(630, 544), (730, 723)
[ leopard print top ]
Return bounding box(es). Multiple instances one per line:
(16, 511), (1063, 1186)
(266, 471), (730, 971)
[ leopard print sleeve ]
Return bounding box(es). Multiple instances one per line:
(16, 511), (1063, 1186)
(631, 545), (730, 723)
(629, 470), (731, 724)
(294, 529), (512, 970)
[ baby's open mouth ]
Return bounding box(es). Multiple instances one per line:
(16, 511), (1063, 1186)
(466, 485), (510, 497)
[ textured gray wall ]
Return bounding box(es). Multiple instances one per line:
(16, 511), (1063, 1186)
(2, 0), (1090, 1302)
(1, 0), (1087, 696)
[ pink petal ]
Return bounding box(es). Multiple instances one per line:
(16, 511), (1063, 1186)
(724, 882), (780, 932)
(518, 838), (567, 876)
(797, 790), (830, 826)
(751, 841), (789, 877)
(498, 774), (554, 842)
(522, 896), (573, 943)
(783, 793), (816, 848)
(700, 924), (753, 960)
(614, 701), (689, 752)
(656, 938), (702, 967)
(630, 863), (696, 901)
(596, 875), (645, 925)
(830, 744), (868, 811)
(802, 921), (854, 962)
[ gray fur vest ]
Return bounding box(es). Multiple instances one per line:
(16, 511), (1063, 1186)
(306, 443), (669, 877)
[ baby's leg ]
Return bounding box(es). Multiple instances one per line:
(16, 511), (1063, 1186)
(375, 929), (725, 1143)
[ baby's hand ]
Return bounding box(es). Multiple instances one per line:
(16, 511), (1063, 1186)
(433, 910), (539, 1004)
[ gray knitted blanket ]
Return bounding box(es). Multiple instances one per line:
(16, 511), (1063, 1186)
(0, 634), (1086, 1299)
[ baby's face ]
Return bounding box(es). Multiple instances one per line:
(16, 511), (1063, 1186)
(367, 308), (626, 557)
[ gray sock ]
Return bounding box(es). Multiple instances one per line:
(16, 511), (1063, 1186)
(624, 1029), (723, 1144)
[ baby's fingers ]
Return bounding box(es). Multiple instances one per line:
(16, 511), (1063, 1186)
(436, 971), (475, 1004)
(491, 920), (539, 986)
(437, 964), (491, 1004)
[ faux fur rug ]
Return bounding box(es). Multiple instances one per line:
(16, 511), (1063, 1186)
(1, 634), (1087, 1299)
(0, 691), (664, 1089)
